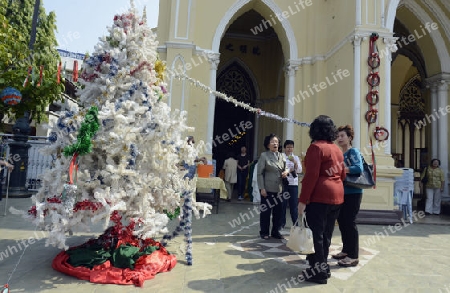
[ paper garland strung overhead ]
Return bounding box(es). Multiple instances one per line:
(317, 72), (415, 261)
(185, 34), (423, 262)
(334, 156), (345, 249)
(172, 73), (311, 128)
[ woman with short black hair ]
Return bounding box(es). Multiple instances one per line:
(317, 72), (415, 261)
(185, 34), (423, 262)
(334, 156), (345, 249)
(297, 115), (346, 284)
(257, 134), (289, 240)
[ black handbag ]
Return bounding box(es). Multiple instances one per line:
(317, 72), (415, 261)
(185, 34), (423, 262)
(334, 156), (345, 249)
(421, 167), (428, 184)
(344, 155), (376, 189)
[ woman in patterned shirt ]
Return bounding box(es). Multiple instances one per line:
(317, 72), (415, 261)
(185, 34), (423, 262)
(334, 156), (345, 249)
(420, 158), (445, 215)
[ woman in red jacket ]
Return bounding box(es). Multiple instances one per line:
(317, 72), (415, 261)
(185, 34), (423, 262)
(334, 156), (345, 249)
(297, 115), (346, 284)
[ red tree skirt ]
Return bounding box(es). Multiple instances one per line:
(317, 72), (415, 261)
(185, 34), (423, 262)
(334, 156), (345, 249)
(52, 243), (177, 287)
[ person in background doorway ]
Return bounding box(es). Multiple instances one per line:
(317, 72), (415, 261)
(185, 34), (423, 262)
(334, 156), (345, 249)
(297, 115), (346, 284)
(237, 145), (250, 200)
(182, 136), (207, 179)
(222, 152), (238, 202)
(333, 124), (363, 268)
(420, 158), (445, 215)
(279, 140), (302, 231)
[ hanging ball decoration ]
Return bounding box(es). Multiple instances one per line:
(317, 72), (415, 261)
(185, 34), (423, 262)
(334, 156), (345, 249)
(0, 87), (22, 106)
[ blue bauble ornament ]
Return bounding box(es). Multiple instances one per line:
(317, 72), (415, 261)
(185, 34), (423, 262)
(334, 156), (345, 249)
(0, 87), (22, 105)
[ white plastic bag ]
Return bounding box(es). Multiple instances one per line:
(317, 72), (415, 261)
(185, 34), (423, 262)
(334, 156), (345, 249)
(286, 213), (315, 254)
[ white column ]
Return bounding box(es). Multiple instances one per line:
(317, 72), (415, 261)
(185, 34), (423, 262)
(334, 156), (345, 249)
(356, 0), (362, 26)
(206, 53), (220, 156)
(383, 37), (398, 154)
(352, 35), (363, 149)
(430, 84), (438, 158)
(253, 115), (259, 159)
(437, 81), (449, 194)
(284, 62), (299, 141)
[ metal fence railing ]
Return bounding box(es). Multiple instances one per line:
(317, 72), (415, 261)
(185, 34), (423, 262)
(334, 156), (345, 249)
(1, 135), (54, 191)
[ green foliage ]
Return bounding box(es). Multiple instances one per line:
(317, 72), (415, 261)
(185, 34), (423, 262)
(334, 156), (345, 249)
(63, 107), (100, 157)
(0, 0), (64, 123)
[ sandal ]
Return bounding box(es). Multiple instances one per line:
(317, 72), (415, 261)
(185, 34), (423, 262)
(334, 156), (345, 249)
(332, 252), (348, 260)
(261, 235), (270, 240)
(338, 257), (359, 267)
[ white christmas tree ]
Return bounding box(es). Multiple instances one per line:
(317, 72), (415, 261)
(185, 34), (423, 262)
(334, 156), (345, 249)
(15, 2), (211, 262)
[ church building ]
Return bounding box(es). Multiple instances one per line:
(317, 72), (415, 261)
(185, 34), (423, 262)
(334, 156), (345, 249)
(155, 0), (450, 213)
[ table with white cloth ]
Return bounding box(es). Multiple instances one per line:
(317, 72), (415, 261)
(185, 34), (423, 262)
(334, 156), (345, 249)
(195, 177), (227, 214)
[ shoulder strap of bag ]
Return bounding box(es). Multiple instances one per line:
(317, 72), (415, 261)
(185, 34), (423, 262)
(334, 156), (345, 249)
(302, 213), (311, 229)
(369, 138), (376, 186)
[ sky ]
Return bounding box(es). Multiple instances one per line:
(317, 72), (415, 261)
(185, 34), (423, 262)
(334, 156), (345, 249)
(43, 0), (159, 54)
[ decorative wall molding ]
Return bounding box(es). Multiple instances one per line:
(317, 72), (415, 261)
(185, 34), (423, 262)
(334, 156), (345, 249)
(174, 0), (192, 40)
(365, 0), (378, 25)
(212, 0), (298, 60)
(169, 54), (187, 110)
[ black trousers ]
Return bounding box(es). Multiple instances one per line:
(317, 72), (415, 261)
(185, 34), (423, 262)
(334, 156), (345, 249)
(337, 193), (362, 259)
(305, 202), (341, 269)
(259, 192), (283, 237)
(237, 169), (248, 197)
(279, 185), (299, 228)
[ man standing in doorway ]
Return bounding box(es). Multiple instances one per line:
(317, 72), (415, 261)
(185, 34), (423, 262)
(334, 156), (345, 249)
(237, 145), (250, 200)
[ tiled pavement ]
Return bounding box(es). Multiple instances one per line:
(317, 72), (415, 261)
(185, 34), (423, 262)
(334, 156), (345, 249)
(1, 197), (450, 293)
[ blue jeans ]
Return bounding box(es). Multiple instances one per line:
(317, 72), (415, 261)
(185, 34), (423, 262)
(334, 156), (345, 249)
(279, 185), (298, 228)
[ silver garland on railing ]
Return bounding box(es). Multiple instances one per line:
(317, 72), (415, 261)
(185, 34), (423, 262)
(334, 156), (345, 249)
(173, 73), (311, 128)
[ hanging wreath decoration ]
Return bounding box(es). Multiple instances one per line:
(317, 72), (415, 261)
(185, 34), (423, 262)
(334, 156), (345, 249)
(366, 90), (379, 105)
(368, 52), (380, 69)
(374, 126), (390, 141)
(366, 33), (389, 140)
(367, 72), (380, 87)
(365, 109), (378, 124)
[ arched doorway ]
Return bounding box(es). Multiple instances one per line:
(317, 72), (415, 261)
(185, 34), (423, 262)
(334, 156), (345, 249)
(213, 60), (257, 172)
(396, 75), (426, 170)
(391, 18), (427, 170)
(213, 8), (285, 172)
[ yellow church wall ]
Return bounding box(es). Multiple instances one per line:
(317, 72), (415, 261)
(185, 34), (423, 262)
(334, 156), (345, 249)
(155, 1), (171, 44)
(321, 0), (357, 54)
(322, 45), (355, 126)
(294, 64), (312, 153)
(391, 55), (414, 105)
